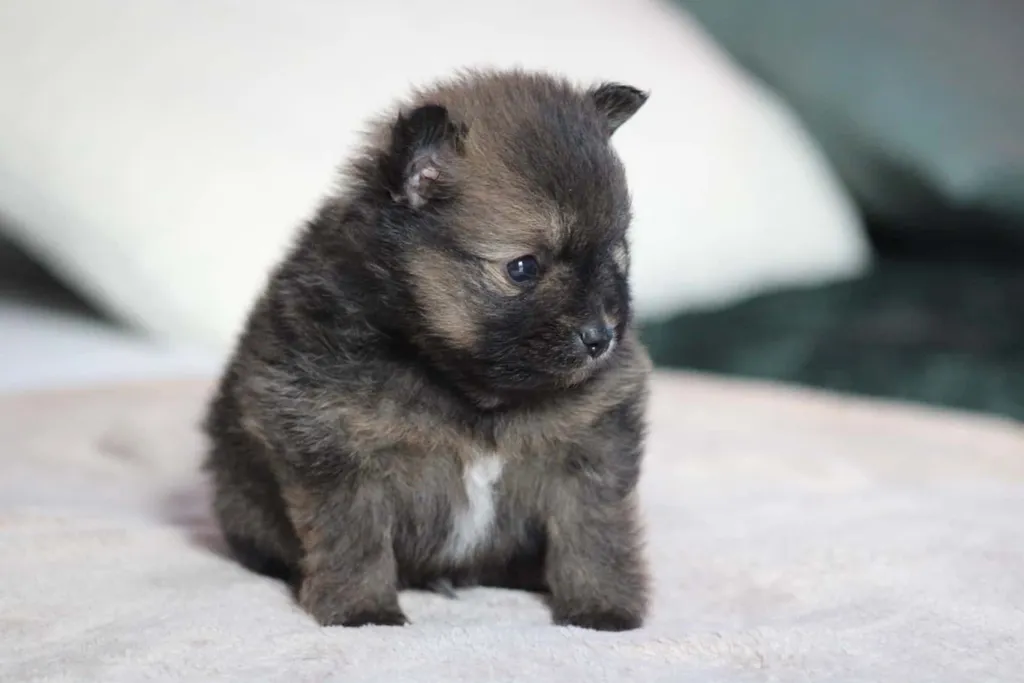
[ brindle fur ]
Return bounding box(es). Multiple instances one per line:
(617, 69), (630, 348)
(203, 69), (652, 631)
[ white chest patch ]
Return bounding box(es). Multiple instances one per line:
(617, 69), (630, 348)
(442, 454), (505, 562)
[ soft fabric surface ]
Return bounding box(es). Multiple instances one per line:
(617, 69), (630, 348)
(1, 373), (1022, 681)
(0, 0), (867, 349)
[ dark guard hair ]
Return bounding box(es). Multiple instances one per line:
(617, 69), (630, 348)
(203, 68), (653, 631)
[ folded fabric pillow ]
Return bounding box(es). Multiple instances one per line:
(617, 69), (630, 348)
(680, 0), (1024, 249)
(0, 0), (868, 351)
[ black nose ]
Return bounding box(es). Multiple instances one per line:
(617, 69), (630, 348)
(578, 323), (615, 358)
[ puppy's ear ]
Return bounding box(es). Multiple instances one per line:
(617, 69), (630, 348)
(382, 104), (466, 208)
(588, 83), (649, 136)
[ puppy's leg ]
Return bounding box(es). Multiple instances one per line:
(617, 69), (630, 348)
(215, 488), (299, 588)
(544, 492), (649, 632)
(207, 442), (302, 588)
(285, 481), (407, 627)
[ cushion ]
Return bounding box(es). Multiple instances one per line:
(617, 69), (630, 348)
(1, 373), (1022, 681)
(679, 0), (1024, 246)
(0, 0), (868, 351)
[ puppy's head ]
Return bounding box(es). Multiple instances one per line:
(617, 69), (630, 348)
(356, 70), (647, 402)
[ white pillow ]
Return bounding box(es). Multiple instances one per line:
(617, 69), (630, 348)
(0, 0), (869, 352)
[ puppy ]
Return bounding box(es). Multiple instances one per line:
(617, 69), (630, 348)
(203, 68), (652, 631)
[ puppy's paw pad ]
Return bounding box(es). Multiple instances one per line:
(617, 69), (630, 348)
(554, 610), (643, 632)
(341, 607), (409, 628)
(299, 586), (408, 628)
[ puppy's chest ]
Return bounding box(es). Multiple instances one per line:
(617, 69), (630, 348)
(438, 452), (507, 562)
(386, 409), (595, 565)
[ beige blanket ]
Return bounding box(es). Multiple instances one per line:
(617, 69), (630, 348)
(1, 372), (1022, 682)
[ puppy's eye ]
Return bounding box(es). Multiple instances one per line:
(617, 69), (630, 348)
(506, 255), (540, 284)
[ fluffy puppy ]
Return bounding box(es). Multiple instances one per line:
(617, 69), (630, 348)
(203, 68), (652, 631)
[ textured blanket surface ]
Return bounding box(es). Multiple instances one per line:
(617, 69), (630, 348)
(1, 373), (1022, 682)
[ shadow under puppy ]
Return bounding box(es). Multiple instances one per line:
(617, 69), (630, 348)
(203, 68), (652, 631)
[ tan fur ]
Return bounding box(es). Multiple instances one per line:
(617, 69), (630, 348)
(406, 250), (480, 349)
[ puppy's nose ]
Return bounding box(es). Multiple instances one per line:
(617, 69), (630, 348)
(578, 323), (615, 358)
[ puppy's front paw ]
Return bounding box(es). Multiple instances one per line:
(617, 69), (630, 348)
(300, 579), (407, 627)
(339, 606), (409, 628)
(553, 607), (643, 632)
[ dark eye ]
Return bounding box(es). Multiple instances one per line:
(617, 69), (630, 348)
(506, 255), (540, 284)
